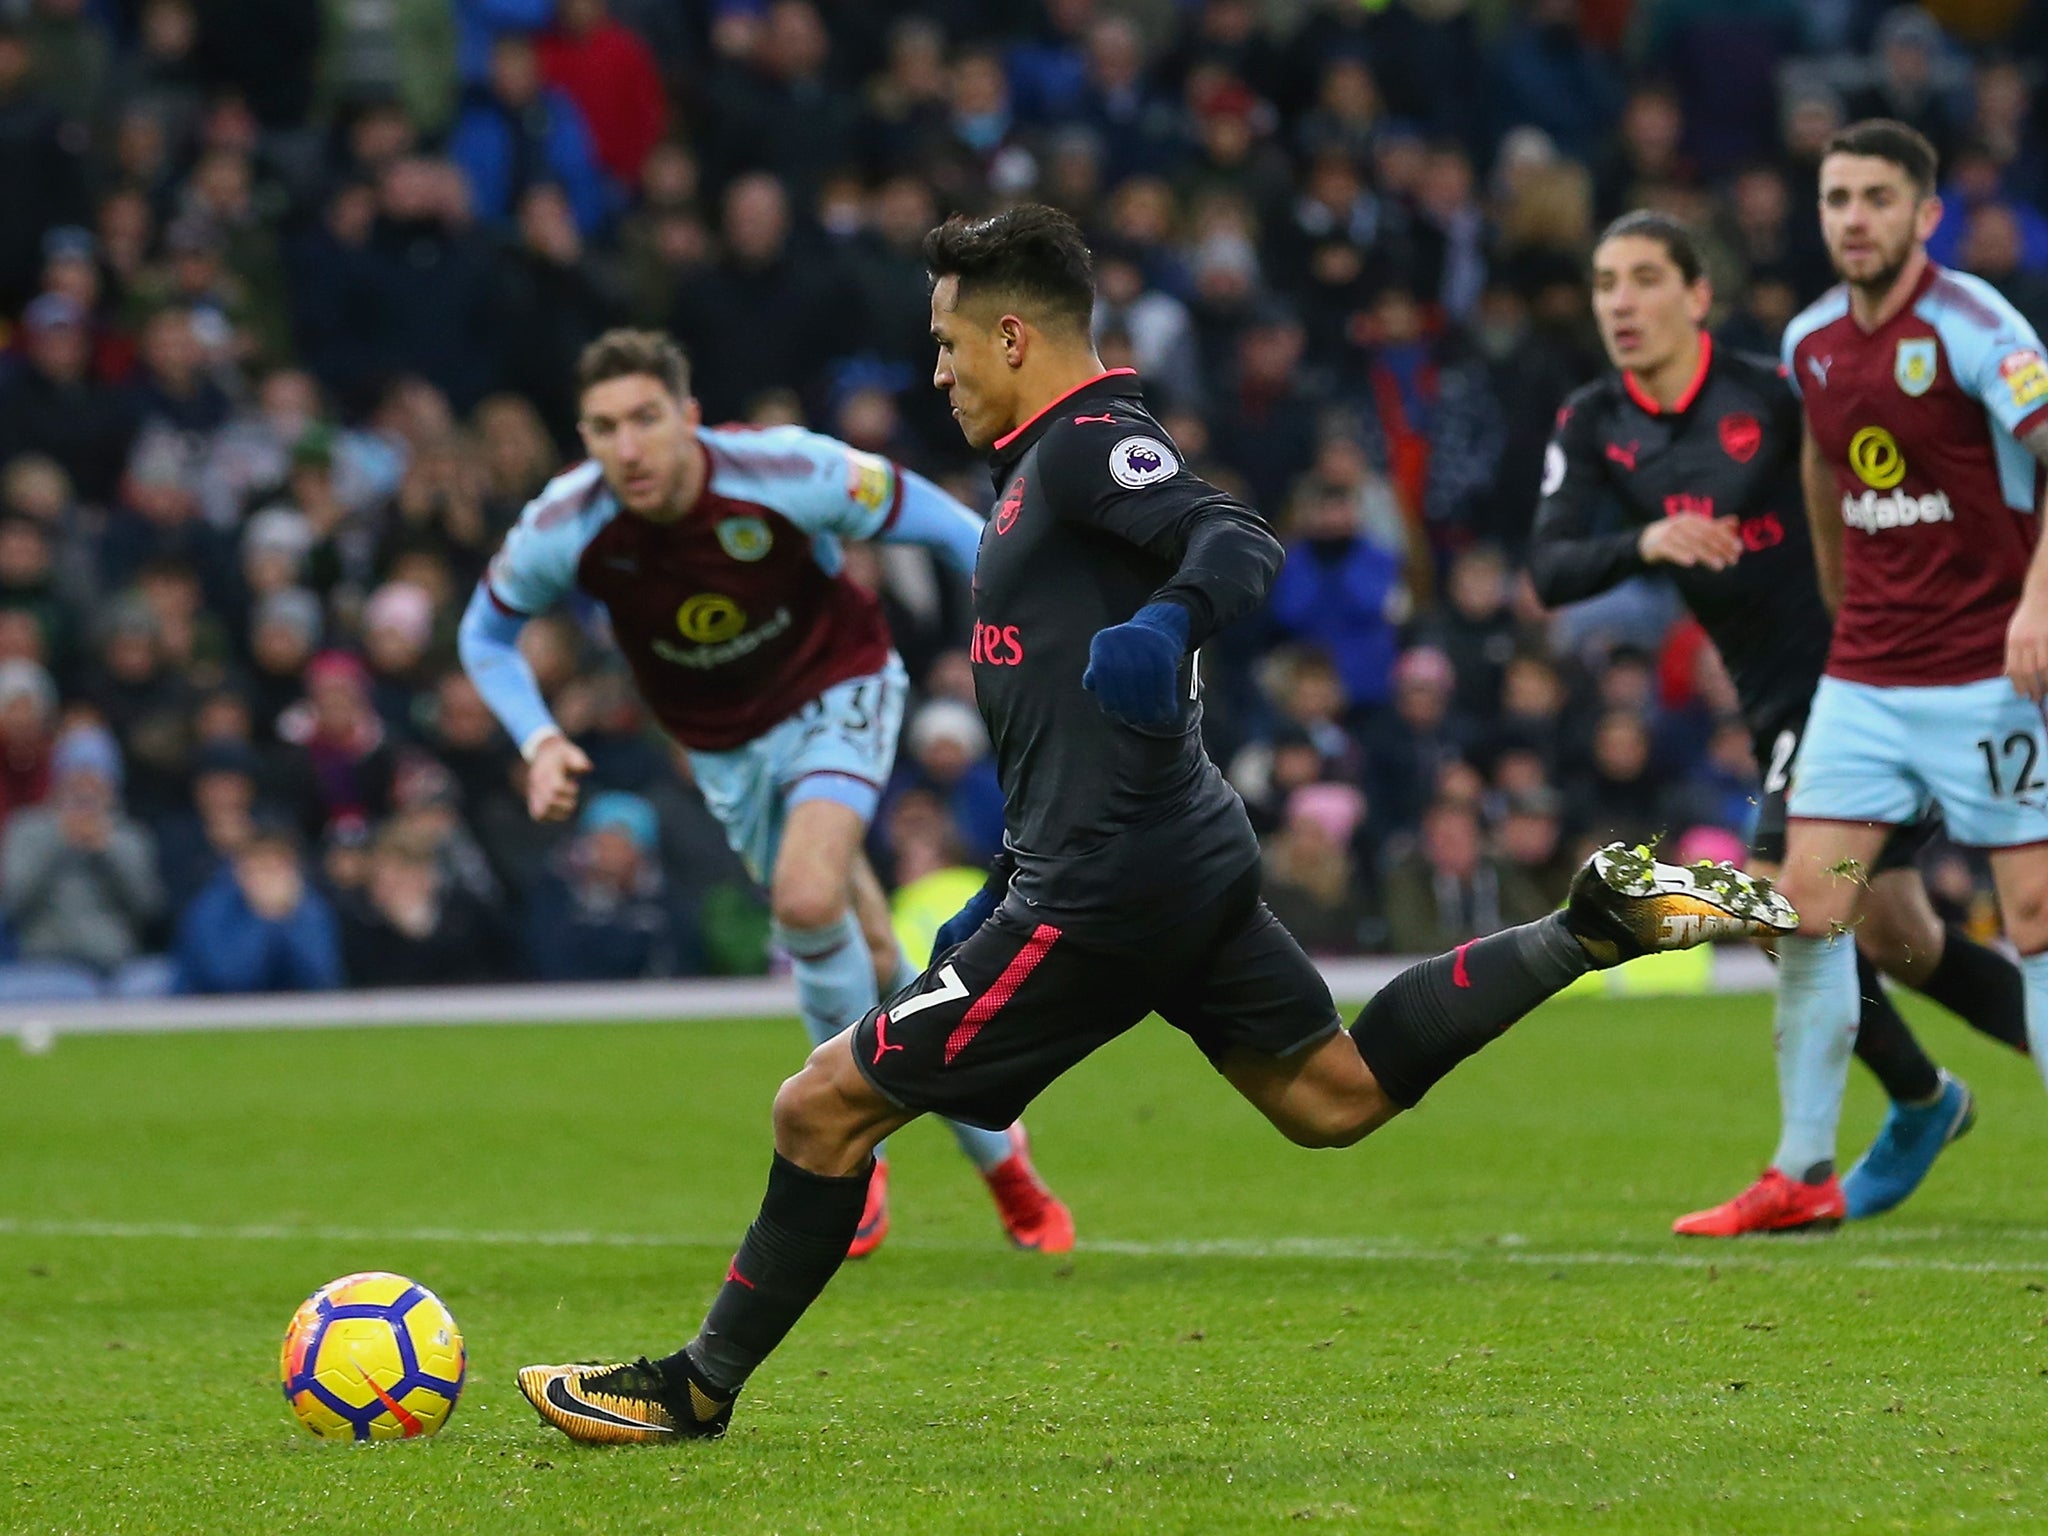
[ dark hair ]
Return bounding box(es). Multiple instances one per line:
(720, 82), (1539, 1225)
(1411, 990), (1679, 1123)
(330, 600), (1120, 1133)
(1824, 118), (1939, 196)
(1594, 210), (1705, 284)
(922, 204), (1095, 334)
(576, 328), (691, 401)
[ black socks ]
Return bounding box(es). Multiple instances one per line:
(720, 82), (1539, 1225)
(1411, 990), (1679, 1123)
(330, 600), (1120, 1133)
(1850, 949), (1942, 1104)
(1349, 913), (1592, 1107)
(1918, 924), (2029, 1055)
(660, 1152), (871, 1398)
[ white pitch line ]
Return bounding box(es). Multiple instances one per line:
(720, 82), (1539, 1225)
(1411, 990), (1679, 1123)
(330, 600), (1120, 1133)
(1, 1218), (2044, 1276)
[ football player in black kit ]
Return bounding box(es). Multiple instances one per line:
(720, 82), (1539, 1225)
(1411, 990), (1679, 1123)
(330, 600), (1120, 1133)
(516, 205), (1799, 1445)
(1529, 211), (2028, 1235)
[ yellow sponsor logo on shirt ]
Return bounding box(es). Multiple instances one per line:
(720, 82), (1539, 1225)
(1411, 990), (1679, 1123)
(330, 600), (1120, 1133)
(675, 593), (747, 644)
(845, 450), (894, 513)
(2001, 349), (2048, 410)
(1847, 425), (1907, 490)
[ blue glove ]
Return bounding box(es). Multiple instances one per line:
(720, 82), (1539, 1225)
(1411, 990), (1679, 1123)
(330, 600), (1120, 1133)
(932, 878), (1001, 961)
(1081, 602), (1191, 728)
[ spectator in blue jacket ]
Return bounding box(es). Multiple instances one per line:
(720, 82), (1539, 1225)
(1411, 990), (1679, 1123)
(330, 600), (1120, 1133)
(174, 825), (343, 994)
(525, 790), (690, 982)
(1268, 474), (1407, 715)
(449, 34), (613, 237)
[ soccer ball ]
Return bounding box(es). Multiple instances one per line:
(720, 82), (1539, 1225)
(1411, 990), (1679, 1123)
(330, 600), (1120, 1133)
(279, 1271), (466, 1441)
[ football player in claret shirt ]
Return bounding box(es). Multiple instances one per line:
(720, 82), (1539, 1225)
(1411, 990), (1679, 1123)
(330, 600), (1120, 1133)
(457, 329), (1074, 1258)
(1529, 210), (2027, 1233)
(1678, 120), (2048, 1238)
(514, 206), (1799, 1447)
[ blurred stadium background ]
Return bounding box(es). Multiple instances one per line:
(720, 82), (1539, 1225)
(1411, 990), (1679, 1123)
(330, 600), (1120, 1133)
(0, 0), (2040, 1007)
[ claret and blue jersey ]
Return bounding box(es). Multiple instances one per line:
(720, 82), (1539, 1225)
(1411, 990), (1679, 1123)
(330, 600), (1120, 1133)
(478, 425), (980, 752)
(1783, 262), (2048, 689)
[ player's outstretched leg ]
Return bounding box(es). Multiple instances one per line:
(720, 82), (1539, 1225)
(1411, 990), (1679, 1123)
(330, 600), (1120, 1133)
(518, 1031), (911, 1445)
(1343, 845), (1796, 1112)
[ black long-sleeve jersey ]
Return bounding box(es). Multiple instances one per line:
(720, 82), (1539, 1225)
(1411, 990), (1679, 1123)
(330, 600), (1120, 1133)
(1527, 339), (1833, 736)
(973, 370), (1283, 943)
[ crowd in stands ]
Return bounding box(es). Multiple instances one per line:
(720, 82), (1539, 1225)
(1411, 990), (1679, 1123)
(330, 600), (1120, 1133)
(0, 0), (2037, 997)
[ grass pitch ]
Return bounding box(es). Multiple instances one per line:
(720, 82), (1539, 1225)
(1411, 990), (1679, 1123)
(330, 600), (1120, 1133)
(4, 991), (2047, 1534)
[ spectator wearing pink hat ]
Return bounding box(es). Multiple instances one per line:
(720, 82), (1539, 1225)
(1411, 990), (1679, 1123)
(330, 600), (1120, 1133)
(277, 649), (396, 829)
(1261, 780), (1373, 954)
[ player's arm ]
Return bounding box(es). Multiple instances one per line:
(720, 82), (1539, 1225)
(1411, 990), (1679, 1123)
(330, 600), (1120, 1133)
(1044, 426), (1282, 726)
(1943, 301), (2048, 697)
(770, 430), (984, 577)
(1526, 400), (1739, 607)
(878, 468), (984, 578)
(2003, 417), (2048, 699)
(1799, 422), (1844, 614)
(458, 497), (593, 819)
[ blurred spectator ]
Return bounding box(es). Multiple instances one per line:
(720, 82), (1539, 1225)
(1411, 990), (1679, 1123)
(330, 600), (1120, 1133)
(0, 723), (165, 997)
(537, 0), (668, 191)
(1496, 785), (1575, 909)
(670, 172), (854, 424)
(156, 737), (263, 906)
(317, 1), (459, 139)
(1426, 546), (1522, 725)
(490, 182), (630, 447)
(886, 699), (1005, 866)
(1567, 709), (1669, 847)
(174, 823), (343, 994)
(0, 19), (89, 311)
(365, 157), (498, 408)
(339, 820), (501, 986)
(1489, 0), (1624, 166)
(449, 33), (611, 237)
(279, 650), (397, 829)
(1359, 646), (1476, 840)
(1267, 472), (1406, 713)
(702, 0), (860, 205)
(1844, 7), (1970, 163)
(0, 658), (57, 825)
(1961, 202), (2048, 336)
(1261, 781), (1372, 954)
(525, 789), (688, 981)
(1381, 796), (1553, 954)
(0, 295), (138, 507)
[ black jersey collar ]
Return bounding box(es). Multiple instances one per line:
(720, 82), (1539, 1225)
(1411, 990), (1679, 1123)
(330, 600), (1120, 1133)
(1622, 332), (1713, 416)
(989, 368), (1142, 467)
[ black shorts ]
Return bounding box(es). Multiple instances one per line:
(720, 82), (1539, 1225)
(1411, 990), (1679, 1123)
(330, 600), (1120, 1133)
(850, 866), (1342, 1131)
(1750, 714), (1941, 871)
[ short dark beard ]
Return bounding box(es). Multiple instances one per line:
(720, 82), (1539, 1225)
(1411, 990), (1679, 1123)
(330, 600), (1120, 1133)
(1838, 231), (1918, 306)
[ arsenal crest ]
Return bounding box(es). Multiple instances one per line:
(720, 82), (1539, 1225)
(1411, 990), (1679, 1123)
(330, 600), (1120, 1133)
(1895, 337), (1937, 397)
(716, 516), (773, 562)
(1718, 412), (1761, 464)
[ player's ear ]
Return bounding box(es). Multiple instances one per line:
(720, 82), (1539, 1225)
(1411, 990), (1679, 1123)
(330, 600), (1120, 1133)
(1686, 278), (1712, 326)
(679, 394), (703, 432)
(1916, 193), (1944, 244)
(999, 314), (1027, 369)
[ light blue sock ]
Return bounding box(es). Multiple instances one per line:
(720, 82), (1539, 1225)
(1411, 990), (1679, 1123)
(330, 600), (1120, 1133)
(2020, 951), (2048, 1095)
(887, 944), (1014, 1172)
(778, 914), (877, 1048)
(780, 914), (887, 1160)
(1771, 933), (1860, 1179)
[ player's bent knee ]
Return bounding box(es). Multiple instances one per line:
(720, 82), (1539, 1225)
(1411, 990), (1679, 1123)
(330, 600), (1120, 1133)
(771, 880), (851, 936)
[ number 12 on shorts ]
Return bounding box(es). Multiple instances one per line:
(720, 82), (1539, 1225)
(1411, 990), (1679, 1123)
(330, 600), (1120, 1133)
(1977, 730), (2046, 800)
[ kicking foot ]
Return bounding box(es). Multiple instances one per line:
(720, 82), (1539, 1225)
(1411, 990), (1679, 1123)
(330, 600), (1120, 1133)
(516, 1356), (733, 1444)
(847, 1155), (890, 1259)
(1567, 843), (1797, 968)
(1672, 1168), (1845, 1237)
(984, 1125), (1075, 1253)
(1843, 1071), (1976, 1220)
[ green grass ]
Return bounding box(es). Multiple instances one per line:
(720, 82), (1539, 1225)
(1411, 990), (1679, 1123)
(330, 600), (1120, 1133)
(4, 993), (2047, 1534)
